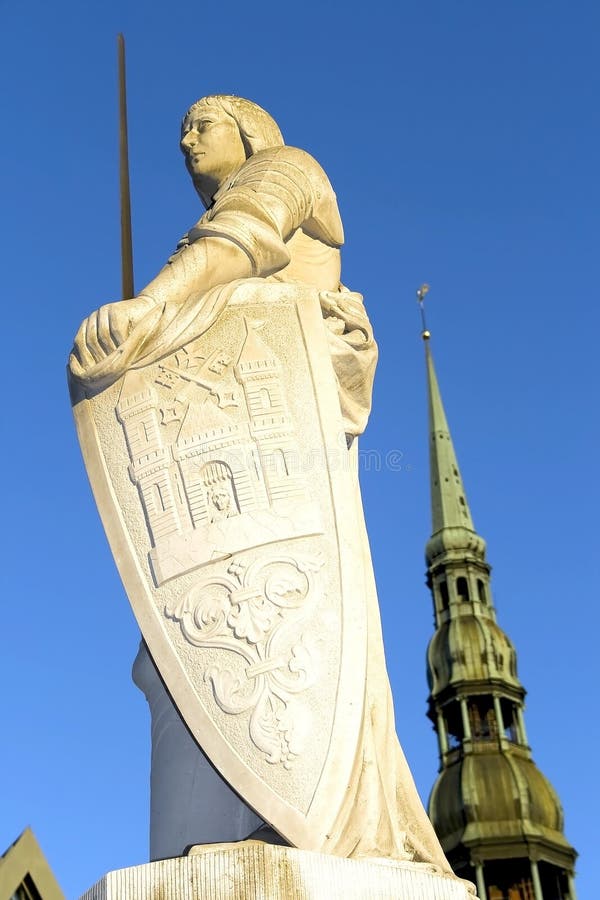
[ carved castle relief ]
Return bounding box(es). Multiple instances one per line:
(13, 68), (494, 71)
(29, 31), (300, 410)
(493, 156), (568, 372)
(116, 318), (323, 585)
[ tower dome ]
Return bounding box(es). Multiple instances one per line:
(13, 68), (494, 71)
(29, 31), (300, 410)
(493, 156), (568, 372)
(430, 751), (567, 848)
(426, 614), (521, 696)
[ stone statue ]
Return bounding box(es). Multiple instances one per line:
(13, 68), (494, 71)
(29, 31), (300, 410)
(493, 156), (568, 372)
(69, 95), (460, 884)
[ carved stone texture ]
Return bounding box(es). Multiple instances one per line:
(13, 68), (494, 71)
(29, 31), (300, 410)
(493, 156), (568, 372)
(166, 551), (324, 769)
(80, 843), (478, 900)
(115, 316), (323, 585)
(71, 284), (369, 852)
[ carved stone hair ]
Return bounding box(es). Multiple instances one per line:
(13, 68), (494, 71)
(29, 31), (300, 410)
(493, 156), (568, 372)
(184, 95), (284, 157)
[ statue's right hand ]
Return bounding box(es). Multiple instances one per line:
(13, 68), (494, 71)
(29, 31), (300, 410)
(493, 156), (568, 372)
(71, 295), (156, 369)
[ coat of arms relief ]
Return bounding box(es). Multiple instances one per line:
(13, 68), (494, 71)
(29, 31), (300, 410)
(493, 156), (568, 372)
(115, 315), (326, 766)
(166, 551), (325, 768)
(116, 316), (324, 586)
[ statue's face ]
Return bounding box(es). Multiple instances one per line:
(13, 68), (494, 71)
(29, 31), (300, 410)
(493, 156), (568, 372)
(181, 105), (246, 190)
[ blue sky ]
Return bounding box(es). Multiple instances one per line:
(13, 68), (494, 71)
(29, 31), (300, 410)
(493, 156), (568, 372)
(1, 1), (598, 896)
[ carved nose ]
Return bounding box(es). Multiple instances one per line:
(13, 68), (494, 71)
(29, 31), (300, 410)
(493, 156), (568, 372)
(181, 130), (197, 151)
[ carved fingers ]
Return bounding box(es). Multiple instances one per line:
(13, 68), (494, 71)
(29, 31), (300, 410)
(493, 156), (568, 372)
(72, 309), (104, 368)
(71, 296), (155, 370)
(319, 290), (372, 341)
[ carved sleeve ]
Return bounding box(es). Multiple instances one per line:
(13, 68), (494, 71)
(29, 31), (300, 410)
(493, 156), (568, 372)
(188, 147), (343, 276)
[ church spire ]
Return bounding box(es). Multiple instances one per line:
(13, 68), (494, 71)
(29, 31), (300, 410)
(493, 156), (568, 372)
(419, 290), (577, 900)
(425, 337), (475, 535)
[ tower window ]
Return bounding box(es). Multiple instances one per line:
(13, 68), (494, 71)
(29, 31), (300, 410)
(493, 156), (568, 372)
(456, 576), (470, 602)
(443, 702), (464, 749)
(477, 579), (487, 604)
(500, 698), (519, 743)
(487, 860), (537, 900)
(538, 860), (572, 899)
(468, 696), (498, 741)
(438, 579), (449, 611)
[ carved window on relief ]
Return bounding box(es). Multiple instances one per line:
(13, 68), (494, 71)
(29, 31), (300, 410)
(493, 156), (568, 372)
(258, 387), (271, 409)
(154, 484), (167, 513)
(173, 470), (185, 505)
(273, 448), (289, 477)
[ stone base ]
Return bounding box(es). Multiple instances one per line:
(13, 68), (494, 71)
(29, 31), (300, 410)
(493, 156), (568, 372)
(81, 840), (477, 899)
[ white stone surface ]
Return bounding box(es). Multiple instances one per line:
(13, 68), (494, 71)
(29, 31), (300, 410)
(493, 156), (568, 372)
(80, 842), (477, 899)
(69, 94), (455, 872)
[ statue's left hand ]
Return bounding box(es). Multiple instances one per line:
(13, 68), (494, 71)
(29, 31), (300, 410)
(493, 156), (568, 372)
(320, 290), (373, 343)
(71, 295), (156, 369)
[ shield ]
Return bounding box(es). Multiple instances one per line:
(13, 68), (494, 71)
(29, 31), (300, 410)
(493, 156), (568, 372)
(69, 283), (368, 850)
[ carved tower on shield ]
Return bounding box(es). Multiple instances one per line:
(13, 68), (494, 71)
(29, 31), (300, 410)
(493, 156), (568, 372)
(235, 316), (305, 500)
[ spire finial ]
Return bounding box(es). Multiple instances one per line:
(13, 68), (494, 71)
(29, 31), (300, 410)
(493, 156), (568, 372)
(416, 284), (431, 340)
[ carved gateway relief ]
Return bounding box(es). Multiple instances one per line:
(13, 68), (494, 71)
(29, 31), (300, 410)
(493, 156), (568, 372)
(116, 317), (323, 585)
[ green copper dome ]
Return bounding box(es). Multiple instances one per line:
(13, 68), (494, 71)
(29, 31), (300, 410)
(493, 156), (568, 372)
(427, 614), (521, 696)
(429, 750), (570, 856)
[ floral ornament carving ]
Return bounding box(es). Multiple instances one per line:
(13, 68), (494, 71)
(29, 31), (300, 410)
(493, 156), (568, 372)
(165, 553), (325, 768)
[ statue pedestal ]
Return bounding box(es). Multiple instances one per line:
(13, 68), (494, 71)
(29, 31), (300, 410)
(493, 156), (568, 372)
(81, 841), (477, 899)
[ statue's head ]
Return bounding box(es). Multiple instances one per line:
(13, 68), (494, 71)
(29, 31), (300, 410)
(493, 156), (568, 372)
(181, 95), (284, 206)
(211, 488), (231, 512)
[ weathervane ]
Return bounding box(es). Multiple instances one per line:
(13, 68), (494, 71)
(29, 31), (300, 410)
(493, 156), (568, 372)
(416, 283), (430, 340)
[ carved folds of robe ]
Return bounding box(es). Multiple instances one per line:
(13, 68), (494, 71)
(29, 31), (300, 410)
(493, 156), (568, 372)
(71, 144), (452, 875)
